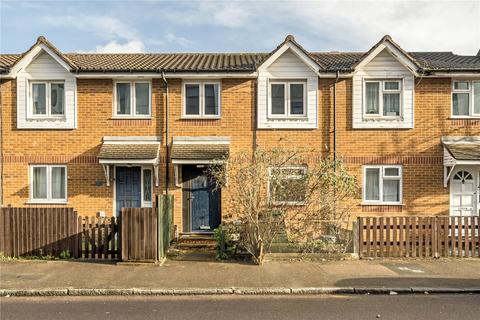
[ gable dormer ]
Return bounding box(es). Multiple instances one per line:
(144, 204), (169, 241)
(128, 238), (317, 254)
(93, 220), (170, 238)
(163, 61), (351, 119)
(352, 36), (418, 129)
(13, 37), (77, 129)
(257, 35), (321, 129)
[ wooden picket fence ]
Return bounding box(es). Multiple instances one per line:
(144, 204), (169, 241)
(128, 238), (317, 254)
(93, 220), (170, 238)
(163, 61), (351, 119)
(358, 216), (480, 258)
(0, 207), (119, 259)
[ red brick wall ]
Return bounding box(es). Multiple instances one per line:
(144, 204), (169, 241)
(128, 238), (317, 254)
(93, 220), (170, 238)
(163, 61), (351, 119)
(2, 76), (479, 231)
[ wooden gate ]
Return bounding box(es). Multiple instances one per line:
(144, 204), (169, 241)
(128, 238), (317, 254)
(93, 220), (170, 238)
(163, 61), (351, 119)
(120, 208), (157, 261)
(357, 216), (480, 258)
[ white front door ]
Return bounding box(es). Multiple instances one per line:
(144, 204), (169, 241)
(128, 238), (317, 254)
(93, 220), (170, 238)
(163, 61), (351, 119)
(450, 167), (479, 216)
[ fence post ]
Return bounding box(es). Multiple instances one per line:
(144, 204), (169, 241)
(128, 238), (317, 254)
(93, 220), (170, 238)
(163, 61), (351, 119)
(157, 195), (165, 261)
(353, 219), (359, 257)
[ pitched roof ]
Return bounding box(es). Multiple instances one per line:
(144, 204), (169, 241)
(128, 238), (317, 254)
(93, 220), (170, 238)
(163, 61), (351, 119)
(1, 35), (479, 74)
(442, 136), (480, 161)
(171, 136), (230, 161)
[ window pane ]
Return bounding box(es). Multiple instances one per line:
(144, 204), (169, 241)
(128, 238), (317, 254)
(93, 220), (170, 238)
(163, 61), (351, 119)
(454, 81), (469, 90)
(185, 84), (200, 115)
(32, 83), (46, 115)
(365, 82), (379, 114)
(271, 178), (306, 203)
(135, 83), (149, 115)
(50, 83), (65, 115)
(290, 84), (304, 115)
(51, 167), (66, 199)
(384, 81), (399, 90)
(474, 82), (480, 115)
(32, 167), (47, 199)
(204, 84), (219, 115)
(453, 93), (469, 116)
(143, 169), (152, 202)
(365, 168), (380, 201)
(116, 83), (131, 115)
(271, 84), (285, 115)
(384, 168), (399, 176)
(383, 180), (400, 202)
(383, 93), (400, 116)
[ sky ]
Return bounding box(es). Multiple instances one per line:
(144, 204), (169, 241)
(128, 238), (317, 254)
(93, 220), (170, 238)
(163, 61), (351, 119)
(1, 0), (479, 55)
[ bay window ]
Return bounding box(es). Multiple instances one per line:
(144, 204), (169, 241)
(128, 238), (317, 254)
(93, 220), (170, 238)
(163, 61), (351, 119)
(114, 81), (151, 117)
(364, 80), (402, 117)
(183, 82), (221, 117)
(30, 165), (67, 203)
(269, 81), (306, 117)
(452, 80), (480, 117)
(30, 81), (65, 117)
(363, 165), (402, 204)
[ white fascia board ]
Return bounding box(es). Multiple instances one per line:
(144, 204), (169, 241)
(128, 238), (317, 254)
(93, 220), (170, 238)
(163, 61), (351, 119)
(258, 43), (321, 75)
(99, 159), (158, 164)
(8, 44), (71, 77)
(171, 159), (224, 164)
(426, 72), (480, 78)
(75, 72), (258, 79)
(354, 43), (420, 77)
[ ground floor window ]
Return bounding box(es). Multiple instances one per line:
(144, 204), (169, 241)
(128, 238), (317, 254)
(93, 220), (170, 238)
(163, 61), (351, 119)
(269, 166), (307, 205)
(29, 165), (67, 203)
(363, 165), (402, 204)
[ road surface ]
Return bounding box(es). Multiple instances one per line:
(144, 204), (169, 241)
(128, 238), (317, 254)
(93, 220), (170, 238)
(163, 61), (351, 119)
(1, 294), (479, 320)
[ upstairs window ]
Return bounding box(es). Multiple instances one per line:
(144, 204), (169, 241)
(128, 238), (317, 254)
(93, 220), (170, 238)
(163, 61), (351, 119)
(30, 81), (65, 117)
(364, 80), (402, 117)
(363, 165), (402, 204)
(452, 80), (480, 117)
(114, 81), (151, 117)
(30, 165), (67, 203)
(269, 81), (306, 118)
(183, 82), (221, 118)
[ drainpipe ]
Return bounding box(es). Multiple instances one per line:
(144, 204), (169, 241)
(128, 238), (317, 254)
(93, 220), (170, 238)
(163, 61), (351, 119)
(161, 71), (169, 196)
(333, 70), (340, 163)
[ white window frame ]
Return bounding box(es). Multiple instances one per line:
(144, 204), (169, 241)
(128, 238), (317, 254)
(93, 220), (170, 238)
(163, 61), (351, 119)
(182, 81), (221, 118)
(268, 166), (307, 205)
(451, 80), (480, 118)
(362, 165), (403, 205)
(363, 79), (402, 119)
(268, 80), (307, 118)
(29, 80), (66, 118)
(113, 80), (152, 118)
(141, 166), (153, 208)
(29, 165), (68, 204)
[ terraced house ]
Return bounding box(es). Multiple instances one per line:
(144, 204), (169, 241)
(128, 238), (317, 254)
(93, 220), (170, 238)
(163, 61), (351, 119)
(1, 35), (479, 236)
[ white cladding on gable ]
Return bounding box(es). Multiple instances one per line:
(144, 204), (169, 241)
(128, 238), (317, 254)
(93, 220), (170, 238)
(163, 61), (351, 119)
(257, 49), (318, 129)
(352, 49), (414, 129)
(17, 51), (77, 129)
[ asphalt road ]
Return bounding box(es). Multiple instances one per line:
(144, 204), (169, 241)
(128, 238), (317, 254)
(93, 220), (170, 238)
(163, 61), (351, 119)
(1, 295), (479, 320)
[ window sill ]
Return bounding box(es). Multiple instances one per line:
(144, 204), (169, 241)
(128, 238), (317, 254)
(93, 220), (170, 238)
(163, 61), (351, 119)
(361, 202), (404, 206)
(180, 116), (221, 120)
(110, 116), (152, 120)
(27, 117), (67, 121)
(267, 116), (308, 121)
(449, 117), (480, 120)
(26, 200), (69, 205)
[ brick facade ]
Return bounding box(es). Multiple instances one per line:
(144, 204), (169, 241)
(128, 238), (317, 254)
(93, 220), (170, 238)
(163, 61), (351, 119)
(2, 76), (480, 233)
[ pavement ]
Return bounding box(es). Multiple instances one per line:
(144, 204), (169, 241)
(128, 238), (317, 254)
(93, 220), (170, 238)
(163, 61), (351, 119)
(1, 258), (480, 296)
(2, 295), (480, 320)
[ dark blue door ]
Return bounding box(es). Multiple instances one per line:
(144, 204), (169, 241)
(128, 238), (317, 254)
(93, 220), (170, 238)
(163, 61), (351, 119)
(116, 167), (141, 216)
(183, 166), (220, 232)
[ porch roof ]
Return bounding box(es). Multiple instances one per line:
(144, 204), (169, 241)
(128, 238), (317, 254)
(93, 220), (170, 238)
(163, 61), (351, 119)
(442, 136), (480, 161)
(171, 136), (230, 163)
(98, 136), (160, 164)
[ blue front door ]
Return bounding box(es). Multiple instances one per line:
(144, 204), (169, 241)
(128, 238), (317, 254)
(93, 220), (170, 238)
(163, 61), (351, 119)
(183, 166), (221, 232)
(116, 167), (141, 216)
